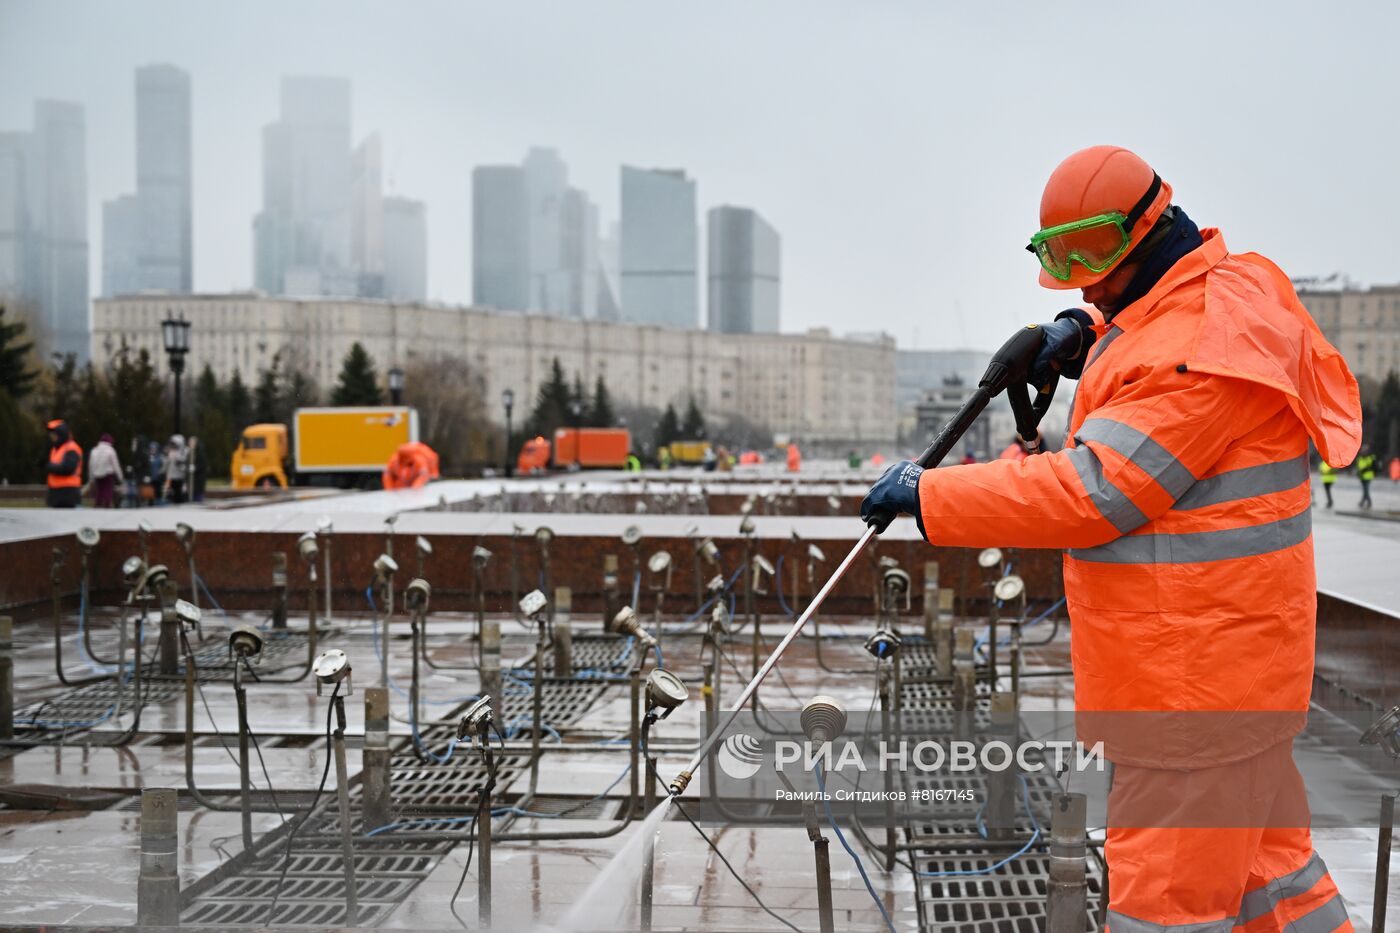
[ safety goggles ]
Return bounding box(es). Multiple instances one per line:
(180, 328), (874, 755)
(1027, 173), (1162, 281)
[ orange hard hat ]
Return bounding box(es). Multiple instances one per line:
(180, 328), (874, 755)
(1036, 146), (1172, 290)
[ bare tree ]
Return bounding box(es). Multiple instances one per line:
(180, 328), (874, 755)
(403, 352), (495, 474)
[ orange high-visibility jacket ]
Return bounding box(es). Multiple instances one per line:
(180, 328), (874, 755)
(383, 442), (437, 490)
(917, 230), (1361, 768)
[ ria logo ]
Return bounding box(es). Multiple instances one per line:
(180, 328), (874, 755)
(717, 733), (764, 780)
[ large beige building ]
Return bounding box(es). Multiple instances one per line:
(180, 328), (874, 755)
(91, 294), (896, 448)
(1297, 284), (1400, 385)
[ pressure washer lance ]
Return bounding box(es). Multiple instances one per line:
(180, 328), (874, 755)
(668, 324), (1056, 797)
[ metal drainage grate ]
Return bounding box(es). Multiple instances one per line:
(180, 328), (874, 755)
(913, 852), (1103, 933)
(14, 677), (183, 726)
(180, 669), (618, 925)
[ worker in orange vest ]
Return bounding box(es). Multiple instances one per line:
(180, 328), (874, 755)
(382, 442), (438, 490)
(863, 147), (1358, 932)
(786, 442), (802, 472)
(45, 419), (84, 508)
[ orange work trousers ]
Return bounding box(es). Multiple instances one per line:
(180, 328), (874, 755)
(1105, 739), (1353, 932)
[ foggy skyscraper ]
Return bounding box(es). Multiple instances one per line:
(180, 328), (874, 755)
(351, 132), (384, 297)
(254, 76), (355, 296)
(620, 165), (697, 329)
(472, 164), (528, 311)
(135, 65), (192, 291)
(382, 196), (427, 302)
(102, 194), (141, 299)
(103, 64), (192, 297)
(707, 205), (780, 334)
(472, 148), (598, 317)
(0, 101), (89, 360)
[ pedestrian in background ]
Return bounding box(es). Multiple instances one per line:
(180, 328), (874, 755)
(189, 435), (207, 502)
(1319, 459), (1335, 509)
(1356, 443), (1375, 509)
(44, 419), (83, 509)
(87, 433), (123, 508)
(163, 434), (189, 504)
(147, 440), (165, 504)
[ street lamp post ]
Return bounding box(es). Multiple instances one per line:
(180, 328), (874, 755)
(161, 316), (191, 436)
(388, 367), (405, 406)
(502, 388), (515, 478)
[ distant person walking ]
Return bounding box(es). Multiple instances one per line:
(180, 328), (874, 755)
(44, 419), (83, 509)
(87, 433), (124, 508)
(163, 434), (190, 504)
(1319, 460), (1335, 509)
(147, 440), (165, 504)
(1356, 443), (1376, 509)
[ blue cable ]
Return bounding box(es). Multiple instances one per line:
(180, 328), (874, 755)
(915, 776), (1041, 877)
(364, 586), (480, 704)
(652, 643), (664, 668)
(193, 572), (227, 615)
(366, 814), (479, 837)
(815, 764), (897, 933)
(974, 597), (1067, 655)
(775, 553), (795, 618)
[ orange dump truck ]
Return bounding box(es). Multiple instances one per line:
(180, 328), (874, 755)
(553, 428), (631, 469)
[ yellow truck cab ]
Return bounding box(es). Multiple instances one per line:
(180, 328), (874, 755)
(231, 424), (290, 488)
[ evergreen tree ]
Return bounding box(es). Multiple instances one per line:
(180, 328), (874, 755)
(107, 346), (167, 448)
(331, 342), (383, 406)
(654, 403), (680, 450)
(681, 396), (707, 439)
(192, 364), (233, 479)
(0, 306), (36, 399)
(587, 374), (616, 427)
(569, 374), (587, 427)
(524, 357), (572, 439)
(0, 387), (42, 483)
(254, 363), (281, 424)
(226, 369), (253, 434)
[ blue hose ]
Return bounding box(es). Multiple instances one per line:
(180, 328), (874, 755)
(815, 764), (897, 933)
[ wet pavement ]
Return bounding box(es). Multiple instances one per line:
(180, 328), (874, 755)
(0, 600), (1393, 931)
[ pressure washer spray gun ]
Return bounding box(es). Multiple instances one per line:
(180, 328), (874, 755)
(865, 322), (1058, 531)
(668, 324), (1057, 797)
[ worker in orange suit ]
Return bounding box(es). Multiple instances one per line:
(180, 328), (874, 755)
(45, 419), (84, 508)
(786, 442), (802, 472)
(863, 147), (1359, 932)
(382, 442), (438, 490)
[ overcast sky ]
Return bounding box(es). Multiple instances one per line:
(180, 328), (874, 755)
(2, 0), (1398, 352)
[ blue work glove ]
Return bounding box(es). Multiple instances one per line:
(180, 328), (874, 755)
(1029, 308), (1096, 387)
(860, 460), (927, 537)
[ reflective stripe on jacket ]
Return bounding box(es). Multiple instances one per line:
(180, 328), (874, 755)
(47, 440), (83, 489)
(917, 229), (1361, 768)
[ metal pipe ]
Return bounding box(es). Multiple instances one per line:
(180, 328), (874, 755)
(234, 662), (254, 850)
(363, 687), (391, 829)
(159, 578), (181, 676)
(805, 799), (835, 933)
(479, 743), (494, 928)
(1375, 793), (1395, 933)
(136, 788), (180, 926)
(1046, 793), (1088, 933)
(879, 664), (897, 869)
(271, 552), (288, 630)
(332, 692), (358, 926)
